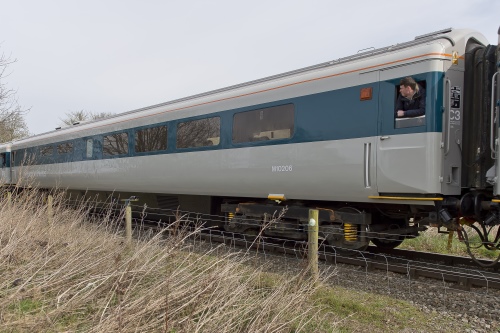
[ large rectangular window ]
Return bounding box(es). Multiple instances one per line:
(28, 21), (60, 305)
(57, 142), (73, 154)
(232, 104), (294, 143)
(40, 145), (53, 156)
(177, 117), (220, 149)
(135, 125), (167, 153)
(103, 132), (129, 156)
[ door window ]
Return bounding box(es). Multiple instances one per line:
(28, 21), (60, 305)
(394, 78), (426, 129)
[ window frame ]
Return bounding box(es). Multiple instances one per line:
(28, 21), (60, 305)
(103, 131), (130, 156)
(176, 116), (221, 149)
(134, 124), (168, 153)
(57, 141), (74, 154)
(232, 103), (295, 144)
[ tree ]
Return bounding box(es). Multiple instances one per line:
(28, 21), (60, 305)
(0, 52), (30, 142)
(59, 110), (114, 126)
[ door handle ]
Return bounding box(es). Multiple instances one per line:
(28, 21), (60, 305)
(490, 72), (498, 159)
(380, 136), (390, 140)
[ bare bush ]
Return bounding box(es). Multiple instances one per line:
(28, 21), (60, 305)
(0, 52), (29, 142)
(0, 189), (339, 332)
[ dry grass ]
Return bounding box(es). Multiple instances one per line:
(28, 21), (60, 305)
(1, 186), (489, 332)
(0, 188), (340, 332)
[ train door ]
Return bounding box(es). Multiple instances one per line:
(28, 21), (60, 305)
(441, 68), (464, 195)
(10, 150), (16, 184)
(0, 152), (10, 183)
(376, 66), (443, 194)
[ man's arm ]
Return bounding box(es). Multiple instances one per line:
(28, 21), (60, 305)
(395, 96), (404, 117)
(403, 93), (426, 117)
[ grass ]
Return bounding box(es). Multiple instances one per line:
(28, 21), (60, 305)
(0, 188), (338, 332)
(0, 187), (492, 332)
(312, 287), (436, 332)
(400, 225), (500, 260)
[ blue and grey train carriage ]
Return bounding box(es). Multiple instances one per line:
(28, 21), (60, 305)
(1, 27), (499, 257)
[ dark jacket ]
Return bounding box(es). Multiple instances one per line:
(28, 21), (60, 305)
(394, 85), (426, 117)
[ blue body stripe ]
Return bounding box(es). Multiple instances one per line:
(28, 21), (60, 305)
(14, 71), (444, 165)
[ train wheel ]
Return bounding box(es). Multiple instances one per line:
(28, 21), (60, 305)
(370, 218), (406, 249)
(370, 237), (404, 250)
(243, 228), (260, 242)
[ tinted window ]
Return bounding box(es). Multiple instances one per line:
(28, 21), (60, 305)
(103, 132), (129, 156)
(177, 117), (220, 148)
(40, 145), (53, 156)
(135, 126), (167, 152)
(57, 142), (73, 154)
(232, 104), (294, 143)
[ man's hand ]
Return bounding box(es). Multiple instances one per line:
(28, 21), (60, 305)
(397, 110), (405, 117)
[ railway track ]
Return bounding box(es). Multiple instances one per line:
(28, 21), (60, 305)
(194, 229), (500, 292)
(85, 203), (500, 292)
(366, 246), (500, 271)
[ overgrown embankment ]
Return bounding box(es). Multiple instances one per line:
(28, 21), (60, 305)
(0, 189), (339, 332)
(0, 189), (477, 332)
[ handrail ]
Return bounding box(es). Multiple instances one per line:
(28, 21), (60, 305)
(364, 142), (371, 188)
(444, 78), (451, 155)
(490, 72), (499, 159)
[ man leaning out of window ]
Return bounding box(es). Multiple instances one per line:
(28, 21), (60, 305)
(395, 76), (426, 118)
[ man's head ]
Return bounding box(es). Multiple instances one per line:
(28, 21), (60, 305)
(399, 77), (417, 98)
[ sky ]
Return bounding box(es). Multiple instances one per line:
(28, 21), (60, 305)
(1, 0), (499, 135)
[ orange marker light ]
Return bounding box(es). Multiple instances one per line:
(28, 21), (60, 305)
(360, 87), (372, 101)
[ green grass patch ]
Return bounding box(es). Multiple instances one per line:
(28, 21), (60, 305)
(310, 285), (464, 333)
(401, 228), (500, 260)
(8, 297), (42, 315)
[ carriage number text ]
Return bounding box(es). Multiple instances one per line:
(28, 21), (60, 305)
(272, 165), (293, 172)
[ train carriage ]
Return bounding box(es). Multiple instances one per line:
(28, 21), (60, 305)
(1, 27), (499, 259)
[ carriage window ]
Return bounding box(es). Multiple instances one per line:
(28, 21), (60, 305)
(40, 145), (54, 156)
(103, 132), (129, 156)
(394, 79), (426, 129)
(135, 126), (167, 152)
(232, 104), (294, 143)
(57, 142), (73, 154)
(177, 117), (220, 149)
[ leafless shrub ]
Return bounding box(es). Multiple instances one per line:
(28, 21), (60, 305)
(0, 189), (339, 332)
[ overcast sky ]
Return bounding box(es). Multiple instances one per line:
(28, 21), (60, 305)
(1, 0), (499, 135)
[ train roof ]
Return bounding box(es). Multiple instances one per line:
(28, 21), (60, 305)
(3, 27), (490, 149)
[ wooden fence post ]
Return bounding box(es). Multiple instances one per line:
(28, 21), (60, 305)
(125, 201), (132, 244)
(47, 194), (53, 225)
(308, 209), (319, 281)
(122, 196), (139, 246)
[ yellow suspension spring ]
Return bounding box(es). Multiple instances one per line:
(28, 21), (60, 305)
(344, 223), (358, 242)
(228, 212), (234, 221)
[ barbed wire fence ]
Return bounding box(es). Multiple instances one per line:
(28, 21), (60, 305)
(33, 192), (500, 320)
